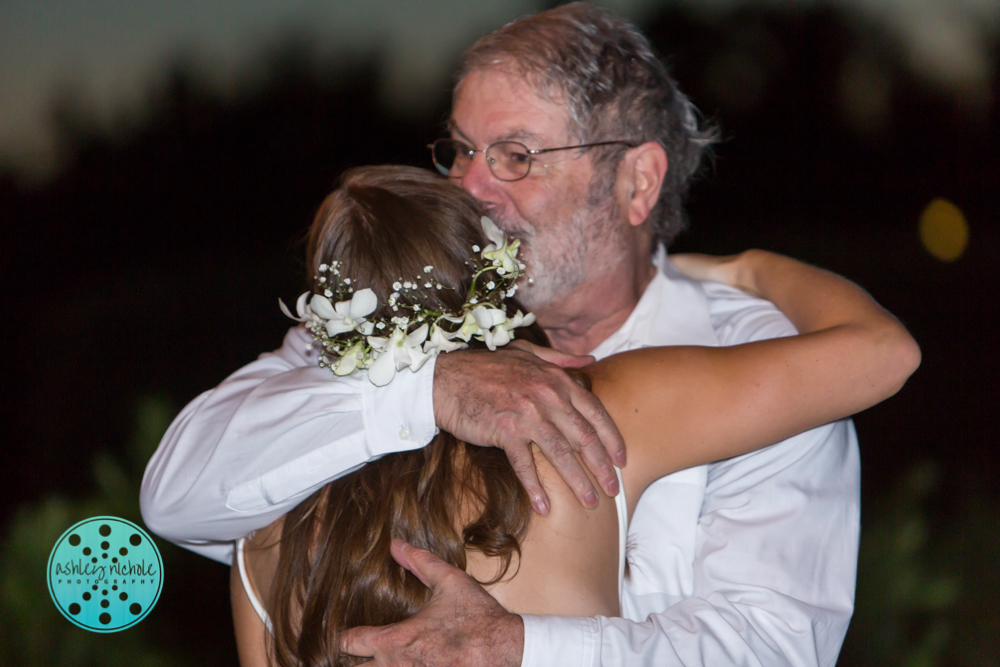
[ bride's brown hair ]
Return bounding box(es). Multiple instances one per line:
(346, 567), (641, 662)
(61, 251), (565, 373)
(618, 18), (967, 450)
(266, 166), (539, 667)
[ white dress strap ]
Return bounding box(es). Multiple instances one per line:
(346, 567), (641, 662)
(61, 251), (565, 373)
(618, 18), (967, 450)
(236, 536), (273, 633)
(614, 466), (628, 601)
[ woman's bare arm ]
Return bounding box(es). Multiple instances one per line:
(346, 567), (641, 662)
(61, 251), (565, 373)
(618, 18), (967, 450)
(231, 553), (272, 667)
(590, 250), (920, 509)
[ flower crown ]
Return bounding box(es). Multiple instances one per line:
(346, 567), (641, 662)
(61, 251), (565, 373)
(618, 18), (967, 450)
(281, 216), (536, 386)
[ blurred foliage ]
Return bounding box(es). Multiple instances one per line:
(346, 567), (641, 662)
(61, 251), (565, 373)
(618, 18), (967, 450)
(842, 461), (1000, 667)
(946, 493), (1000, 665)
(0, 398), (197, 666)
(843, 462), (959, 666)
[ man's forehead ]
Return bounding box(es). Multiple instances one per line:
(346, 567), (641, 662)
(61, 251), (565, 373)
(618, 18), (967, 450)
(449, 68), (570, 146)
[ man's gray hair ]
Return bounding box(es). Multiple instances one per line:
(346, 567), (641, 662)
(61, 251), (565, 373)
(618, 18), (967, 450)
(456, 2), (717, 247)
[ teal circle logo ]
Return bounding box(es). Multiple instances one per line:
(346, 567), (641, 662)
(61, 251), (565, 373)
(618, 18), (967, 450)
(47, 516), (163, 632)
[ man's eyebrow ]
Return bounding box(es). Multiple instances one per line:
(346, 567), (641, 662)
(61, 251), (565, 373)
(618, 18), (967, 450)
(496, 129), (544, 145)
(446, 121), (475, 146)
(445, 121), (545, 147)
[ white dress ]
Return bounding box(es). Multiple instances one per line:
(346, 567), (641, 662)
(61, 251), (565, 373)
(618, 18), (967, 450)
(236, 467), (629, 631)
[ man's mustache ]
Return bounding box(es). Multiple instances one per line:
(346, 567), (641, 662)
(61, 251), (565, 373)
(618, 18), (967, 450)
(481, 204), (531, 241)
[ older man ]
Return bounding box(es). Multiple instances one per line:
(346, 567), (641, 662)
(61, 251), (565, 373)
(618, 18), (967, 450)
(142, 4), (860, 666)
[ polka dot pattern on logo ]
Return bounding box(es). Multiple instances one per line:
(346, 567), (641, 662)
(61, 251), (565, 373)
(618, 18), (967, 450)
(47, 517), (163, 633)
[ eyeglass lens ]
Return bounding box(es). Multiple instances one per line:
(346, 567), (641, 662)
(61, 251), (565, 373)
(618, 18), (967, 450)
(431, 139), (464, 177)
(432, 139), (533, 181)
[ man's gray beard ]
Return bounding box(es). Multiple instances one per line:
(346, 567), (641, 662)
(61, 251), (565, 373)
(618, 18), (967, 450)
(491, 198), (627, 313)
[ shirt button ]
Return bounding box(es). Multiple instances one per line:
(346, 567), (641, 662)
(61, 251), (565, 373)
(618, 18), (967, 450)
(398, 428), (411, 441)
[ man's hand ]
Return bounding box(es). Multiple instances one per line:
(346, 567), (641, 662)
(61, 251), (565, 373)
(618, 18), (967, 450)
(433, 344), (625, 515)
(340, 540), (523, 667)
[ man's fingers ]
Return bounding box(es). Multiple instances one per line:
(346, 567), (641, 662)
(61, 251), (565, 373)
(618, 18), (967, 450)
(536, 349), (595, 369)
(571, 386), (627, 469)
(434, 346), (625, 510)
(339, 625), (378, 659)
(510, 340), (594, 368)
(389, 539), (462, 591)
(503, 442), (551, 515)
(534, 425), (599, 508)
(557, 409), (620, 498)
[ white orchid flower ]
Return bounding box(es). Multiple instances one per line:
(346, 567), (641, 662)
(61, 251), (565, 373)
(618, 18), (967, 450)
(400, 324), (432, 369)
(450, 305), (508, 347)
(488, 325), (513, 348)
(473, 305), (508, 329)
(280, 291), (322, 325)
(480, 216), (505, 248)
(308, 288), (378, 337)
(451, 308), (486, 342)
(480, 216), (521, 275)
(471, 305), (510, 350)
(487, 238), (521, 275)
(450, 311), (479, 342)
(333, 340), (365, 376)
(503, 309), (536, 331)
(425, 323), (468, 354)
(487, 310), (536, 348)
(366, 337), (395, 386)
(366, 324), (433, 386)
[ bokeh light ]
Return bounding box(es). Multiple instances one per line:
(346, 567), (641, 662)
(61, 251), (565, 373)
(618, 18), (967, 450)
(919, 198), (969, 262)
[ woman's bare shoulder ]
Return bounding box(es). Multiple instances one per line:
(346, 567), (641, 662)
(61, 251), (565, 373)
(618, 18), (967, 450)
(583, 347), (729, 505)
(243, 519), (284, 612)
(469, 444), (620, 617)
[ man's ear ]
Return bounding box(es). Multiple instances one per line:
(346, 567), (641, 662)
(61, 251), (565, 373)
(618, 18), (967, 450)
(620, 142), (668, 227)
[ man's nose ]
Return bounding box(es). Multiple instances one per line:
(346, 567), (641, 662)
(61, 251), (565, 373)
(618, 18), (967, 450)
(457, 151), (497, 202)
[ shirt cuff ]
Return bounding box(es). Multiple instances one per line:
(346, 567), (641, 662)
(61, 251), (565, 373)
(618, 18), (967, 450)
(520, 614), (600, 667)
(363, 354), (438, 455)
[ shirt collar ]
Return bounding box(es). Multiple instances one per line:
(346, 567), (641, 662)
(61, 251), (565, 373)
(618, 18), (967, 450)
(589, 246), (720, 360)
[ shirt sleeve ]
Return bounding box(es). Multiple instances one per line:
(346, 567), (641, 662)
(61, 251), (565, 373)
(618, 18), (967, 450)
(139, 325), (438, 564)
(520, 282), (860, 667)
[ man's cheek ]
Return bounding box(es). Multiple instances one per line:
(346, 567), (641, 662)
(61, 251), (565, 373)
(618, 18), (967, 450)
(513, 242), (535, 269)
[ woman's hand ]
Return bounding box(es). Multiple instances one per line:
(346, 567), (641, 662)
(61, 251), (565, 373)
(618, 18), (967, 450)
(670, 251), (761, 298)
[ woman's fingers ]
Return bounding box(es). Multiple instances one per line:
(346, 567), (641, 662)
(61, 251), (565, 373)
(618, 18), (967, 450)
(670, 252), (743, 287)
(669, 252), (720, 281)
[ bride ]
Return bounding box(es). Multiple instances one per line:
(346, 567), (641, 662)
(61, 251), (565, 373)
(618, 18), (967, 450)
(230, 165), (919, 667)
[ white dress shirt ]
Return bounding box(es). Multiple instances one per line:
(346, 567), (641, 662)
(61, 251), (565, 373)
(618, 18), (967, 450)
(141, 252), (860, 667)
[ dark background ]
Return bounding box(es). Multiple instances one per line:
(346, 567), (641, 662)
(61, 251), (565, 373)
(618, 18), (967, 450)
(1, 3), (996, 665)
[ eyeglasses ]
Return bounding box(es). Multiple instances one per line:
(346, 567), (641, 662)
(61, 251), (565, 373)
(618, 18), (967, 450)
(428, 137), (638, 182)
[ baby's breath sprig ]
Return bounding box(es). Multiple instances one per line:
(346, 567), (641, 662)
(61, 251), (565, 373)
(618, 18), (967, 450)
(281, 216), (535, 386)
